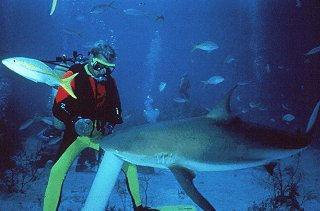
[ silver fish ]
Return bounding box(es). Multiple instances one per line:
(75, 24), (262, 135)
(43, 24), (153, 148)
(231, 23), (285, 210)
(159, 82), (166, 92)
(201, 75), (224, 85)
(305, 45), (320, 56)
(173, 97), (189, 103)
(192, 41), (219, 52)
(282, 114), (295, 122)
(123, 8), (148, 16)
(90, 1), (115, 14)
(2, 57), (78, 99)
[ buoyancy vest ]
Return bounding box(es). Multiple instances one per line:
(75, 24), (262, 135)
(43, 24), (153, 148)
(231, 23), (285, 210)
(53, 63), (123, 126)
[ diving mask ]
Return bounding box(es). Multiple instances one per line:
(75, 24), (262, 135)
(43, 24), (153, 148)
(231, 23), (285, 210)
(91, 57), (115, 74)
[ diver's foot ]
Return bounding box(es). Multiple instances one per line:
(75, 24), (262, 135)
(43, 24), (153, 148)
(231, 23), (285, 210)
(134, 205), (159, 211)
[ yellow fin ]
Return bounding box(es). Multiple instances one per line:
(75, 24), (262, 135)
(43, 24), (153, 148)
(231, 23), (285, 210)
(50, 0), (58, 15)
(59, 73), (78, 99)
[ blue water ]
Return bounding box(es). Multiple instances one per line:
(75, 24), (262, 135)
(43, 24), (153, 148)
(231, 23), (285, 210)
(0, 0), (319, 130)
(0, 0), (320, 209)
(0, 0), (318, 122)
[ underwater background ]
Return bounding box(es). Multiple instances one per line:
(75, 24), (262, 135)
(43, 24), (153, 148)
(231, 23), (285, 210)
(0, 0), (320, 210)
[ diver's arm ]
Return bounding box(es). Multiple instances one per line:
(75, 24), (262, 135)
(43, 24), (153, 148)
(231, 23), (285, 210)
(109, 77), (123, 125)
(52, 98), (75, 126)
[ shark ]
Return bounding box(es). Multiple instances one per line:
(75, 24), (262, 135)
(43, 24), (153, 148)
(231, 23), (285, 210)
(1, 57), (77, 99)
(84, 85), (320, 210)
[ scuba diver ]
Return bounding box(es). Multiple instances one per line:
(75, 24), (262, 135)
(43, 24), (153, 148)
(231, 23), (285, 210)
(179, 73), (191, 100)
(44, 41), (156, 211)
(143, 95), (160, 123)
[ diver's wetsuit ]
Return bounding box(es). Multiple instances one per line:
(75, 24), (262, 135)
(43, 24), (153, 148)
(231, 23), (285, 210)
(44, 64), (142, 211)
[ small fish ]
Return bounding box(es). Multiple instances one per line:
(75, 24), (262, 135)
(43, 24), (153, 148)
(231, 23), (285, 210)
(19, 118), (35, 130)
(305, 45), (320, 56)
(173, 98), (189, 103)
(249, 101), (261, 109)
(63, 28), (81, 37)
(277, 65), (284, 70)
(192, 41), (219, 52)
(270, 118), (276, 123)
(159, 82), (166, 92)
(258, 105), (268, 111)
(282, 114), (295, 122)
(265, 64), (270, 73)
(155, 15), (164, 21)
(90, 1), (115, 14)
(123, 8), (148, 16)
(296, 0), (302, 8)
(240, 108), (248, 113)
(201, 76), (224, 85)
(224, 55), (236, 64)
(237, 81), (250, 86)
(281, 103), (289, 110)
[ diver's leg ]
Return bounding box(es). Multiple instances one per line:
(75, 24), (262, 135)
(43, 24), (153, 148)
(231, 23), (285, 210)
(43, 137), (88, 211)
(122, 162), (142, 209)
(76, 148), (97, 172)
(122, 163), (159, 211)
(76, 149), (87, 172)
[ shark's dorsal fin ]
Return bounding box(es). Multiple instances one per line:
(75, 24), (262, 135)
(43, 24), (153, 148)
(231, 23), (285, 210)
(206, 85), (238, 121)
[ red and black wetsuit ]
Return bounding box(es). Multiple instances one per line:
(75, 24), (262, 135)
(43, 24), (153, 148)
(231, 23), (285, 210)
(52, 63), (123, 160)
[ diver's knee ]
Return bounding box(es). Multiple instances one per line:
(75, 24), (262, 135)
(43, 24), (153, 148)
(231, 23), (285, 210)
(49, 163), (66, 179)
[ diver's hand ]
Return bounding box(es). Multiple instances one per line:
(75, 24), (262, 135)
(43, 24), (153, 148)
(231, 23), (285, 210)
(74, 118), (93, 136)
(90, 129), (103, 143)
(105, 123), (114, 135)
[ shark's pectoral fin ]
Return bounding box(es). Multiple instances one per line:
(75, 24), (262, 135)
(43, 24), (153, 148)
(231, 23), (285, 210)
(169, 166), (216, 211)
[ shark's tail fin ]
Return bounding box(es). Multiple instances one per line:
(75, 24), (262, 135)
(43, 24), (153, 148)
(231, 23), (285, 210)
(305, 99), (320, 136)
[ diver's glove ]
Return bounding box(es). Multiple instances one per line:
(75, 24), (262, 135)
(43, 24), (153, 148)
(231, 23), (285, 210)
(74, 118), (93, 136)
